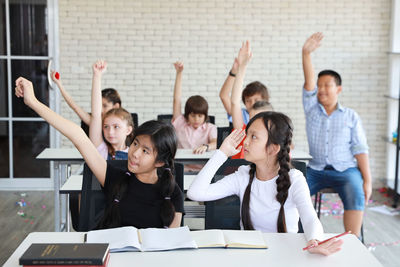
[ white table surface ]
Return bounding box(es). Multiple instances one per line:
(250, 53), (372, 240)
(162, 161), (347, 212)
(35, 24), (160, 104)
(4, 232), (382, 267)
(59, 175), (83, 193)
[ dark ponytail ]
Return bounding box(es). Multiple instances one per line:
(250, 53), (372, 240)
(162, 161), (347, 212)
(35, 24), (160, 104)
(241, 111), (293, 232)
(158, 164), (176, 227)
(98, 120), (178, 229)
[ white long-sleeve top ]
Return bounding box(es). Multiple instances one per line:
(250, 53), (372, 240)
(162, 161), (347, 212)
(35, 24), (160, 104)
(187, 150), (324, 241)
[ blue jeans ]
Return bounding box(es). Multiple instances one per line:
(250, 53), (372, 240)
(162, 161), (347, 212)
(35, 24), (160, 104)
(307, 166), (365, 211)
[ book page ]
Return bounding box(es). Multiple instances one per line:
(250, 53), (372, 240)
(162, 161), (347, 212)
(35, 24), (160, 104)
(190, 230), (226, 248)
(223, 230), (267, 248)
(139, 226), (197, 251)
(86, 226), (141, 252)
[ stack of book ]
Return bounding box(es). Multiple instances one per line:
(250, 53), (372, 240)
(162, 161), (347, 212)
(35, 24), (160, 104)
(19, 243), (110, 267)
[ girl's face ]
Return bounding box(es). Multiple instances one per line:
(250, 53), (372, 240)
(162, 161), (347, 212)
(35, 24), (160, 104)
(103, 115), (132, 147)
(101, 98), (120, 116)
(243, 118), (278, 164)
(188, 113), (206, 129)
(128, 135), (162, 175)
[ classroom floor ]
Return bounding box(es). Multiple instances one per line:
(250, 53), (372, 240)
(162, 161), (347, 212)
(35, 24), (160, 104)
(0, 189), (399, 267)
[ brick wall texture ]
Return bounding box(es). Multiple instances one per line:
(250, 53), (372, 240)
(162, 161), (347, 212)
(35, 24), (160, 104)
(58, 0), (391, 186)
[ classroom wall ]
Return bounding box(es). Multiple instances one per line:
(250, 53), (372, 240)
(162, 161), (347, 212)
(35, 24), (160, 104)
(58, 0), (390, 186)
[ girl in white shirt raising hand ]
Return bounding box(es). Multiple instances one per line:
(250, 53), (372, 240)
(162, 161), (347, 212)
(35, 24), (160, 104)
(188, 111), (343, 256)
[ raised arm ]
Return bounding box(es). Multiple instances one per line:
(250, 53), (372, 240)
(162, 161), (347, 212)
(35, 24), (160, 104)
(89, 60), (107, 148)
(51, 70), (91, 125)
(219, 58), (239, 115)
(302, 32), (323, 91)
(231, 41), (252, 130)
(15, 77), (107, 186)
(187, 130), (245, 201)
(172, 61), (184, 121)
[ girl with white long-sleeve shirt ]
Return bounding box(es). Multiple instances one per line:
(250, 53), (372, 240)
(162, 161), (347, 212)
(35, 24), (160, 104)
(188, 111), (343, 256)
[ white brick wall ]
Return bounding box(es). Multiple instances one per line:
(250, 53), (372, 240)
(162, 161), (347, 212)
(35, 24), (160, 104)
(58, 0), (390, 186)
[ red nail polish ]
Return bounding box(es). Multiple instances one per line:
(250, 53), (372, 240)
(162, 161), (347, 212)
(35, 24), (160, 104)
(55, 72), (60, 80)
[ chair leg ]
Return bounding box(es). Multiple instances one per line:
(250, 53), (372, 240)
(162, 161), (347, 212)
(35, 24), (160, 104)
(360, 224), (364, 244)
(317, 192), (322, 218)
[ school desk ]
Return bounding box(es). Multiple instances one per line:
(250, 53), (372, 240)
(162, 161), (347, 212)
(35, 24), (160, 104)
(3, 232), (382, 267)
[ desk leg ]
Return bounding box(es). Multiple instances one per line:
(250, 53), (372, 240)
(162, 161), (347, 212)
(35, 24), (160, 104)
(60, 164), (68, 232)
(66, 193), (70, 232)
(54, 162), (61, 232)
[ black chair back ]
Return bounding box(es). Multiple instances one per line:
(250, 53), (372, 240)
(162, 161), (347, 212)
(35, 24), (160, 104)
(131, 113), (138, 129)
(205, 158), (249, 230)
(217, 126), (233, 148)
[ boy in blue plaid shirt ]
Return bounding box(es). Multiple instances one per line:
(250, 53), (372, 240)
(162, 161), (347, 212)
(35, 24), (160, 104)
(301, 32), (372, 237)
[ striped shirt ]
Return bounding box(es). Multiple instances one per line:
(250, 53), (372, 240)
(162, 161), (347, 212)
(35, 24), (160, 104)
(302, 87), (368, 172)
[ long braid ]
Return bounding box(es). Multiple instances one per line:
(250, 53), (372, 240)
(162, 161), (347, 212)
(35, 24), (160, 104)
(158, 158), (176, 227)
(241, 163), (256, 230)
(275, 128), (292, 232)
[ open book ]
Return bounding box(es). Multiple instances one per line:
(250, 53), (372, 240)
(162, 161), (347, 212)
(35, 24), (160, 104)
(86, 226), (197, 252)
(190, 230), (268, 249)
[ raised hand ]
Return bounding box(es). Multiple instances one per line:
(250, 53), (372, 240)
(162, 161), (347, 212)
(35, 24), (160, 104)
(15, 77), (37, 106)
(50, 70), (61, 83)
(303, 32), (324, 55)
(92, 59), (107, 75)
(307, 238), (343, 256)
(173, 61), (184, 73)
(236, 40), (252, 67)
(219, 129), (246, 157)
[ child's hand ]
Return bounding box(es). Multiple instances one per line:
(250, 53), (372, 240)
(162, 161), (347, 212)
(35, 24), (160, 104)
(92, 59), (107, 75)
(174, 61), (184, 73)
(303, 32), (323, 55)
(219, 129), (246, 157)
(236, 41), (252, 68)
(307, 238), (343, 256)
(15, 77), (37, 106)
(50, 70), (61, 83)
(193, 145), (208, 154)
(230, 58), (239, 76)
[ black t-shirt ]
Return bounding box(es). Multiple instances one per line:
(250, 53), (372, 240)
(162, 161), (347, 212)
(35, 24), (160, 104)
(103, 162), (184, 228)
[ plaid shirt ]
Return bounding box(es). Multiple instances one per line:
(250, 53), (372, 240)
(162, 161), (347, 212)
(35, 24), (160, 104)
(302, 87), (368, 171)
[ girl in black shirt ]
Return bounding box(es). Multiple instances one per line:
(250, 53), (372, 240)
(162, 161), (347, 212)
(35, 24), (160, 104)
(15, 77), (184, 229)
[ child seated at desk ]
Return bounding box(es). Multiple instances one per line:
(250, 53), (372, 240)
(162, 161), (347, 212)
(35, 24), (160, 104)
(188, 112), (343, 256)
(171, 61), (217, 155)
(89, 60), (134, 160)
(15, 77), (184, 229)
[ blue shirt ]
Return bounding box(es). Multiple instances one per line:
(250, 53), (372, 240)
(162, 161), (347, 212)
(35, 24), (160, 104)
(302, 87), (368, 171)
(227, 108), (250, 125)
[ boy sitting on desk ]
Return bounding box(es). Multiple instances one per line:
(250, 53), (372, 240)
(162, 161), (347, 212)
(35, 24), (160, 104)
(301, 32), (372, 238)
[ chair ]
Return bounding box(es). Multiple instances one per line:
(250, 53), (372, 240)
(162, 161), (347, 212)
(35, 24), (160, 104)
(217, 126), (233, 148)
(291, 160), (307, 233)
(314, 188), (365, 243)
(205, 158), (250, 230)
(157, 114), (173, 124)
(157, 114), (215, 124)
(78, 160), (184, 231)
(131, 113), (139, 129)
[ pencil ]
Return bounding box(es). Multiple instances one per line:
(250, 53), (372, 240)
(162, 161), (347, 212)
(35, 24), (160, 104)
(303, 231), (351, 250)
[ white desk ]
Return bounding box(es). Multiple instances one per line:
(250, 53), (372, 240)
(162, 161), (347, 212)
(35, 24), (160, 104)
(36, 148), (84, 232)
(4, 232), (382, 267)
